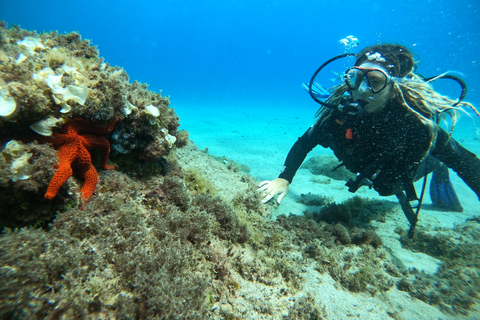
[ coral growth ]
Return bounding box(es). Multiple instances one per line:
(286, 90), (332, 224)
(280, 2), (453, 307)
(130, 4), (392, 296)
(277, 214), (390, 293)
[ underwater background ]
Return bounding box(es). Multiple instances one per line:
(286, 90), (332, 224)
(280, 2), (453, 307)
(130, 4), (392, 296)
(3, 0), (479, 179)
(1, 0), (480, 319)
(1, 0), (479, 107)
(2, 0), (479, 176)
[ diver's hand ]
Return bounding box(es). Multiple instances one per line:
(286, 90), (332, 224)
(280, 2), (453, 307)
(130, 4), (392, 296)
(258, 178), (289, 204)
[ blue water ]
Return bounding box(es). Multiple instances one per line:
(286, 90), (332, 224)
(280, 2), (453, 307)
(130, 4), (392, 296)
(2, 0), (479, 112)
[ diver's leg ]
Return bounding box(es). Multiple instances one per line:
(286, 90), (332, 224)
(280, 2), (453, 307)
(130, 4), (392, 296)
(414, 155), (439, 180)
(429, 160), (463, 212)
(415, 156), (463, 212)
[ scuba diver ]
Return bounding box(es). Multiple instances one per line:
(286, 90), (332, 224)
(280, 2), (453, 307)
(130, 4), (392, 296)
(259, 44), (480, 236)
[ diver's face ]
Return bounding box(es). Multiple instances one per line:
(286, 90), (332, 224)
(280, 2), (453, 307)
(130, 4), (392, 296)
(350, 62), (393, 113)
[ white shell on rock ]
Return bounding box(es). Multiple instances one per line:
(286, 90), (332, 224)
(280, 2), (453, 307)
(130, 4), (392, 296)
(61, 85), (88, 105)
(0, 86), (16, 117)
(0, 96), (16, 117)
(1, 140), (34, 181)
(161, 128), (176, 148)
(29, 116), (65, 136)
(33, 68), (88, 112)
(124, 98), (138, 115)
(15, 53), (28, 65)
(11, 152), (34, 181)
(145, 104), (160, 117)
(17, 37), (46, 53)
(46, 73), (64, 91)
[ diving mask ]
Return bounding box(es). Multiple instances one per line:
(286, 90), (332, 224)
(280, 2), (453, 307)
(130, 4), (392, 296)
(307, 52), (467, 108)
(343, 67), (390, 93)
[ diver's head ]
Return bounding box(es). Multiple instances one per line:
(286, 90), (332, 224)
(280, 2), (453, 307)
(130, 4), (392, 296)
(347, 44), (415, 113)
(354, 44), (414, 77)
(346, 62), (394, 113)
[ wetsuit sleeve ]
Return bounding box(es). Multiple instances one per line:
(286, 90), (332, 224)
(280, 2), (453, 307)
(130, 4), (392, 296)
(431, 128), (480, 200)
(278, 126), (322, 183)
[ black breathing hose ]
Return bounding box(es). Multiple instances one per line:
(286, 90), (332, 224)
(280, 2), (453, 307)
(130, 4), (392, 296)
(308, 53), (356, 107)
(423, 74), (467, 106)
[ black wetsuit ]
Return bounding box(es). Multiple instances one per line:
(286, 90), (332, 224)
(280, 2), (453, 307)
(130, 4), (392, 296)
(278, 100), (480, 201)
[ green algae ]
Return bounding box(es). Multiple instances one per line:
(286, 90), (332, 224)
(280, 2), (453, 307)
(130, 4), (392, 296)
(184, 168), (218, 196)
(398, 217), (480, 315)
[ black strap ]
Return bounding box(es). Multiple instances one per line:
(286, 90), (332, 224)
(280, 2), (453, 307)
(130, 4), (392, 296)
(403, 179), (418, 201)
(396, 192), (418, 238)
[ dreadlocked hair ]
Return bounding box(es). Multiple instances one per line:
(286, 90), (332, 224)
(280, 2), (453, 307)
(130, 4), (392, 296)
(314, 84), (349, 118)
(393, 72), (480, 137)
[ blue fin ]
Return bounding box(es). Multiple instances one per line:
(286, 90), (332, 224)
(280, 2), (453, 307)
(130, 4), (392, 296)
(429, 164), (463, 212)
(302, 82), (331, 98)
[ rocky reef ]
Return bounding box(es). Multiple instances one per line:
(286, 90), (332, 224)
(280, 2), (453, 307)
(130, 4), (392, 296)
(0, 21), (185, 227)
(1, 23), (479, 319)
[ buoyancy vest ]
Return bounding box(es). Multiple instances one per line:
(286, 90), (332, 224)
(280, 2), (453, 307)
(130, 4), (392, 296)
(315, 101), (433, 197)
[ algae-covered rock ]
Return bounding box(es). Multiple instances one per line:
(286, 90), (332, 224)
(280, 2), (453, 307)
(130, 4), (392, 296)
(302, 154), (356, 181)
(0, 21), (179, 158)
(398, 219), (480, 315)
(313, 196), (388, 227)
(0, 130), (401, 319)
(0, 140), (62, 228)
(0, 22), (182, 220)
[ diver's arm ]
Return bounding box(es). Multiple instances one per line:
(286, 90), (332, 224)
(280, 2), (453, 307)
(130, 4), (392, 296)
(258, 126), (321, 204)
(431, 129), (480, 200)
(278, 126), (321, 183)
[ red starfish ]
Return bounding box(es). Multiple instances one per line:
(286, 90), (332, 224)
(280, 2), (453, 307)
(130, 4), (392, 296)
(37, 118), (117, 204)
